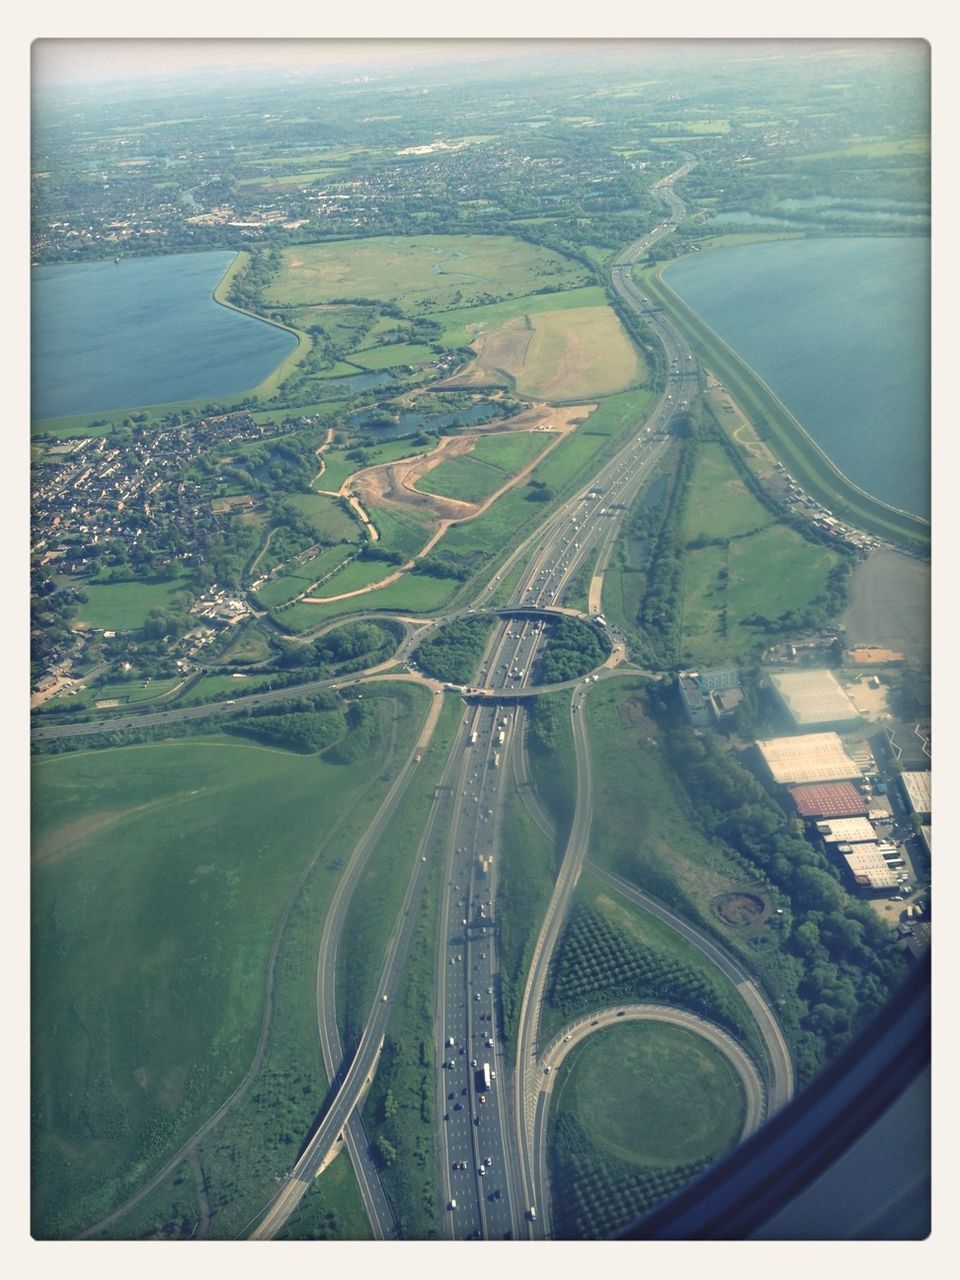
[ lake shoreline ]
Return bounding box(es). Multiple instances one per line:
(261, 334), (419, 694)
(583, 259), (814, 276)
(31, 250), (301, 430)
(641, 249), (928, 555)
(661, 235), (929, 523)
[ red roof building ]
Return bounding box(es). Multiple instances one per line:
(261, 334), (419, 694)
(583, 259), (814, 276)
(788, 782), (869, 820)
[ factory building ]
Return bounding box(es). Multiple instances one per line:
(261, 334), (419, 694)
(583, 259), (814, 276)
(843, 847), (901, 894)
(768, 669), (862, 730)
(815, 817), (878, 845)
(757, 732), (862, 786)
(899, 770), (932, 819)
(788, 781), (870, 819)
(678, 667), (742, 727)
(678, 672), (710, 727)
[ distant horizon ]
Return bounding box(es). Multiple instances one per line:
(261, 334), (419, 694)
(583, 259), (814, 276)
(31, 36), (906, 90)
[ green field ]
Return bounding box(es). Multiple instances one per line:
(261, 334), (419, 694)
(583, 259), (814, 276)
(300, 554), (400, 599)
(176, 671), (282, 704)
(679, 521), (838, 665)
(337, 695), (461, 1056)
(369, 505), (433, 560)
(274, 572), (461, 630)
(265, 234), (590, 314)
(497, 781), (558, 1056)
(682, 440), (773, 542)
(287, 492), (361, 542)
(349, 343), (437, 370)
(88, 675), (185, 706)
(553, 1021), (745, 1167)
(32, 726), (396, 1237)
(786, 136), (929, 162)
(467, 430), (553, 473)
(280, 304), (372, 347)
(73, 573), (194, 632)
(582, 679), (770, 937)
(36, 673), (188, 715)
(251, 398), (347, 427)
(530, 390), (652, 494)
(317, 438), (436, 493)
(414, 454), (507, 504)
(432, 284), (609, 348)
(435, 394), (647, 570)
(673, 437), (841, 664)
(513, 306), (642, 401)
(254, 547), (358, 608)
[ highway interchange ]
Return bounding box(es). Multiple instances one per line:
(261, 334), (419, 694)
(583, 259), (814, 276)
(51, 160), (796, 1242)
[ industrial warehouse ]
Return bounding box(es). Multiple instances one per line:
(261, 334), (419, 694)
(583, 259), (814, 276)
(788, 781), (870, 819)
(752, 707), (931, 927)
(756, 732), (862, 786)
(768, 668), (863, 730)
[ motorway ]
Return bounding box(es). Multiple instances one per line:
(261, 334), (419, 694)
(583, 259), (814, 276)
(58, 157), (795, 1243)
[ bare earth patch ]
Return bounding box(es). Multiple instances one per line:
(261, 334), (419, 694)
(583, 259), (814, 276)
(444, 306), (639, 399)
(298, 407), (593, 604)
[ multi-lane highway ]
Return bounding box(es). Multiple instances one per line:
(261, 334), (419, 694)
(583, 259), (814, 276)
(60, 156), (796, 1243)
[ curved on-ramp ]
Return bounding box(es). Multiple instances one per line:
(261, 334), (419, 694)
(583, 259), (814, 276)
(530, 1002), (766, 1236)
(539, 1002), (766, 1141)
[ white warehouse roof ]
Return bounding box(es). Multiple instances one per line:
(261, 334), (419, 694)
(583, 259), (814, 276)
(769, 669), (862, 728)
(757, 732), (863, 785)
(900, 770), (932, 816)
(843, 847), (900, 891)
(816, 817), (878, 844)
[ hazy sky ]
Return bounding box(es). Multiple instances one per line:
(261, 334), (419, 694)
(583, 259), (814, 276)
(31, 38), (621, 88)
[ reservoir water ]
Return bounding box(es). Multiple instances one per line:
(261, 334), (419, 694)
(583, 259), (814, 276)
(346, 400), (505, 439)
(663, 237), (930, 519)
(32, 251), (298, 421)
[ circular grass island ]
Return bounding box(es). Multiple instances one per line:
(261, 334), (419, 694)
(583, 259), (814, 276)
(553, 1019), (746, 1168)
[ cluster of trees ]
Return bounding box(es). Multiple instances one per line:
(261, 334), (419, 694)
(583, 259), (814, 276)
(525, 479), (556, 503)
(527, 693), (566, 755)
(226, 245), (284, 312)
(548, 904), (754, 1047)
(536, 618), (608, 684)
(634, 438), (696, 666)
(414, 615), (493, 684)
(326, 698), (379, 764)
(225, 691), (346, 754)
(272, 621), (400, 680)
(551, 1112), (713, 1240)
(413, 547), (484, 582)
(656, 721), (908, 1082)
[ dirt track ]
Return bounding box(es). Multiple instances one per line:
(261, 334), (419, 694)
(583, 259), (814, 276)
(348, 405), (590, 528)
(301, 407), (593, 604)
